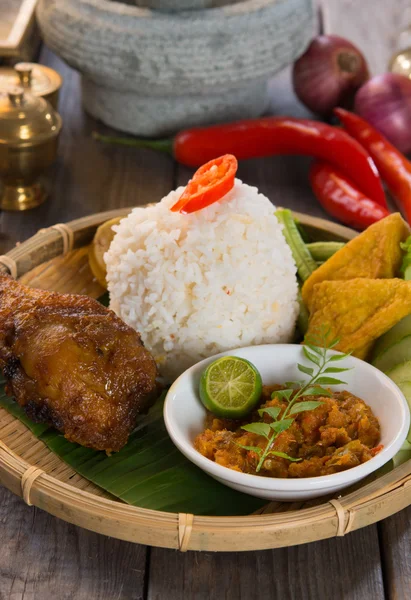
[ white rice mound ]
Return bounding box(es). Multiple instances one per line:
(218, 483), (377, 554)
(105, 179), (299, 382)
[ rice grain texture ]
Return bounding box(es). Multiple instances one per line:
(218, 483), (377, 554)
(105, 179), (299, 381)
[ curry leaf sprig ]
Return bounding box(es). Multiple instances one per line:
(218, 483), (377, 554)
(238, 329), (352, 473)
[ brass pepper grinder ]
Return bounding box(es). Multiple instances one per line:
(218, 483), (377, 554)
(390, 49), (411, 78)
(0, 63), (62, 109)
(389, 18), (411, 78)
(0, 86), (62, 211)
(14, 63), (62, 109)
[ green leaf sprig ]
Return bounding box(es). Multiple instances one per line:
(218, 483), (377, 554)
(238, 329), (351, 473)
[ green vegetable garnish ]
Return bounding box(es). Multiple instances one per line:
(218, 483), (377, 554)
(275, 209), (317, 282)
(306, 241), (345, 262)
(384, 362), (411, 444)
(297, 289), (309, 336)
(372, 243), (411, 465)
(400, 236), (411, 280)
(238, 328), (351, 473)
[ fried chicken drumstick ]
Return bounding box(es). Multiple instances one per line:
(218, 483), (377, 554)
(0, 274), (157, 452)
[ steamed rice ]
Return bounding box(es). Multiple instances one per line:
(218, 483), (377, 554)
(105, 179), (299, 381)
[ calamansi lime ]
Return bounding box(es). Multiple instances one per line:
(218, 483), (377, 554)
(89, 217), (122, 288)
(199, 356), (262, 418)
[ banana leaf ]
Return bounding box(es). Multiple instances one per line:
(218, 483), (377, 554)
(0, 384), (265, 515)
(0, 290), (265, 515)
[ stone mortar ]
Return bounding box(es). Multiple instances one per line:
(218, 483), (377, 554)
(36, 0), (315, 136)
(133, 0), (240, 12)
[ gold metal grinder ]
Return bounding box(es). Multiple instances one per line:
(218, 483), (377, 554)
(0, 63), (62, 108)
(0, 86), (62, 211)
(390, 50), (411, 79)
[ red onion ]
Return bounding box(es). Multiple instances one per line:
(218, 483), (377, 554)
(355, 73), (411, 154)
(292, 35), (369, 116)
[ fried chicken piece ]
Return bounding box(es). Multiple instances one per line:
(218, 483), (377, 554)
(0, 274), (157, 452)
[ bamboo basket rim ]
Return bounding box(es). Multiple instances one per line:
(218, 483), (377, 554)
(0, 207), (410, 553)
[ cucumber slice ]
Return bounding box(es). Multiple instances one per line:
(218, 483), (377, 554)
(393, 438), (411, 468)
(371, 314), (411, 363)
(373, 335), (411, 373)
(385, 362), (411, 443)
(385, 360), (411, 383)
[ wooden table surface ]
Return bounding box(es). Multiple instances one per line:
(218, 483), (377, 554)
(1, 1), (411, 598)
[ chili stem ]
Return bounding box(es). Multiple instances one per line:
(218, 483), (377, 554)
(92, 132), (173, 155)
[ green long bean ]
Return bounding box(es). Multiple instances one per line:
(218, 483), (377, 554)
(297, 290), (309, 336)
(306, 241), (344, 262)
(275, 209), (317, 282)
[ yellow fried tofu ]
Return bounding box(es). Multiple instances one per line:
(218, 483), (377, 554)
(305, 278), (411, 359)
(302, 213), (410, 311)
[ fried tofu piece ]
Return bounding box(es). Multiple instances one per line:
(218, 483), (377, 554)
(305, 278), (411, 359)
(302, 213), (410, 311)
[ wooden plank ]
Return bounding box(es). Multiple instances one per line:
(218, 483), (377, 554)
(238, 155), (328, 219)
(0, 4), (401, 596)
(0, 46), (174, 252)
(148, 527), (384, 600)
(321, 0), (410, 75)
(0, 486), (148, 599)
(379, 505), (411, 599)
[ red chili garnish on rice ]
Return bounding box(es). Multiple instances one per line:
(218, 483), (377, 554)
(170, 154), (238, 214)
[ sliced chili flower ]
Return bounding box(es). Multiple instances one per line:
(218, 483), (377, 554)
(171, 154), (238, 214)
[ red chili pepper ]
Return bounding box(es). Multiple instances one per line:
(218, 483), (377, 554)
(93, 117), (386, 208)
(173, 118), (386, 207)
(335, 108), (411, 223)
(171, 154), (238, 214)
(310, 161), (390, 230)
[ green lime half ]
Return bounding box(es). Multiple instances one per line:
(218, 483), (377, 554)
(199, 356), (263, 418)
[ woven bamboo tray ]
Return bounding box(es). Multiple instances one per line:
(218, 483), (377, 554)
(0, 208), (410, 553)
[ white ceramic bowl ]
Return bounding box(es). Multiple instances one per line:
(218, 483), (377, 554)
(164, 344), (410, 501)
